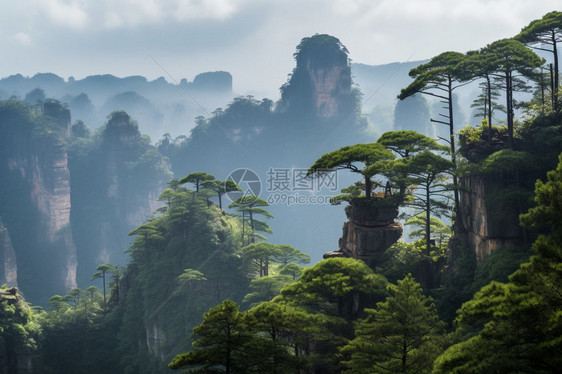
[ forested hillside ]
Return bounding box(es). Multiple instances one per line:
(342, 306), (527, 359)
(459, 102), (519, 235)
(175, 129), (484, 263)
(1, 10), (562, 374)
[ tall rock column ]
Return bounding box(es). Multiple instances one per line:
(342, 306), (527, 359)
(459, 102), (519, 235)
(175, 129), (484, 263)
(279, 34), (357, 120)
(30, 101), (78, 294)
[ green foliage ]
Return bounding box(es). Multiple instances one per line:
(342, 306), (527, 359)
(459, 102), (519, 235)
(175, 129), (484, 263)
(308, 142), (394, 176)
(168, 300), (257, 373)
(520, 153), (562, 237)
(279, 262), (305, 280)
(340, 275), (445, 374)
(246, 301), (321, 372)
(177, 269), (207, 285)
(112, 183), (252, 372)
(371, 241), (426, 284)
(481, 38), (545, 145)
(0, 287), (41, 372)
(377, 130), (449, 158)
(243, 275), (293, 308)
(406, 215), (451, 253)
(330, 182), (363, 205)
(471, 246), (532, 293)
(179, 171), (216, 192)
(516, 11), (562, 45)
(376, 131), (452, 210)
(280, 258), (387, 319)
(515, 11), (562, 110)
(41, 286), (122, 374)
(394, 150), (454, 284)
(201, 179), (240, 209)
(307, 142), (395, 200)
(240, 242), (282, 277)
(433, 153), (562, 373)
(68, 108), (172, 287)
(228, 196), (273, 245)
(398, 151), (454, 224)
(432, 244), (477, 324)
(271, 244), (311, 267)
(458, 121), (490, 146)
(398, 51), (468, 101)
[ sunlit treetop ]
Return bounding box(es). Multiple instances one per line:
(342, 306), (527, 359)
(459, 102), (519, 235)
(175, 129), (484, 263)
(515, 11), (562, 46)
(376, 130), (449, 158)
(398, 51), (468, 100)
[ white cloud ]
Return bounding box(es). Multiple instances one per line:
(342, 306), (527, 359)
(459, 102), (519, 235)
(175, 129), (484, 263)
(28, 0), (243, 31)
(174, 0), (239, 21)
(101, 0), (166, 28)
(40, 0), (89, 29)
(14, 32), (32, 46)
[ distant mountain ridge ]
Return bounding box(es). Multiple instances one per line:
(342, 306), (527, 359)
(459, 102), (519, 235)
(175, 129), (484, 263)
(0, 71), (235, 141)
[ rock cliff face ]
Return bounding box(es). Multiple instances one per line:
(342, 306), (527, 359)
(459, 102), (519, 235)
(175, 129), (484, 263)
(100, 112), (165, 263)
(307, 61), (352, 119)
(325, 199), (402, 263)
(0, 101), (169, 305)
(280, 34), (356, 120)
(1, 101), (77, 301)
(0, 222), (17, 287)
(457, 174), (522, 261)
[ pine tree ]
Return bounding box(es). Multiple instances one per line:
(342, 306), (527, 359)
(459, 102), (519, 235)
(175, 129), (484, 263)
(340, 274), (444, 374)
(169, 300), (257, 373)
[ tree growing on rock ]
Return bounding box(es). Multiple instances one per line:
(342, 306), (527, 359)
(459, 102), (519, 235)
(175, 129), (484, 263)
(515, 11), (562, 110)
(91, 263), (119, 307)
(398, 51), (470, 212)
(483, 39), (545, 147)
(376, 130), (450, 206)
(306, 143), (395, 200)
(179, 172), (215, 192)
(201, 179), (240, 210)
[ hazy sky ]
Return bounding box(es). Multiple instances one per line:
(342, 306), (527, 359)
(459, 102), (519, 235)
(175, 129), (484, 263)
(1, 0), (559, 99)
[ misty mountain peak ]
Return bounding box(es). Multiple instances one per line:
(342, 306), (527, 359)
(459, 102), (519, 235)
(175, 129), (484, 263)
(279, 34), (357, 119)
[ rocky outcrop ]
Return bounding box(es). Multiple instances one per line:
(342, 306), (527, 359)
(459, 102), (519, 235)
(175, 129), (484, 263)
(325, 199), (402, 262)
(0, 222), (18, 287)
(457, 174), (522, 261)
(280, 34), (357, 120)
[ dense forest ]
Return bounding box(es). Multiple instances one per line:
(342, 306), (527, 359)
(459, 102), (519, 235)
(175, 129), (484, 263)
(1, 11), (562, 374)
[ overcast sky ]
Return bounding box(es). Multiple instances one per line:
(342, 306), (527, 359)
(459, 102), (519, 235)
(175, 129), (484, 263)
(1, 0), (559, 99)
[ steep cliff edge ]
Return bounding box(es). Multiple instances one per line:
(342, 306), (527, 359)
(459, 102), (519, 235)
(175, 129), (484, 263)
(0, 100), (170, 305)
(0, 99), (77, 304)
(452, 120), (557, 263)
(456, 174), (522, 260)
